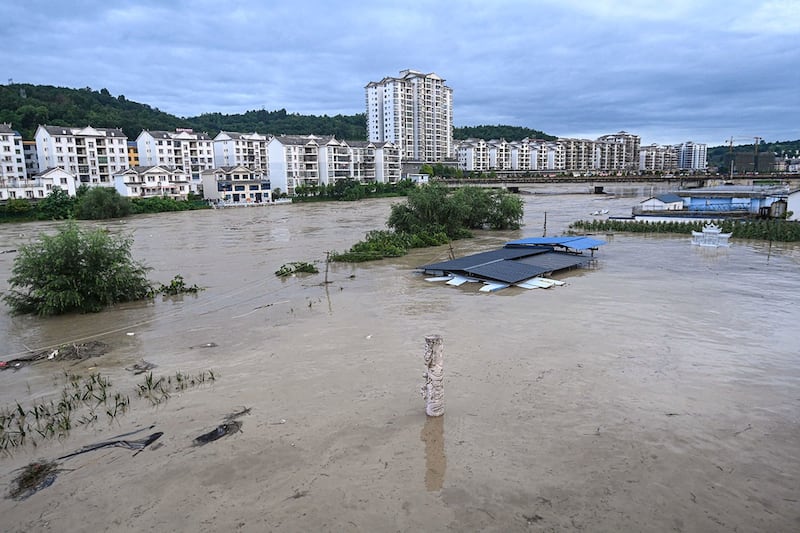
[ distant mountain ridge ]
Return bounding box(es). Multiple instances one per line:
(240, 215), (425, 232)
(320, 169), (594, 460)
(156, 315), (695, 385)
(0, 83), (553, 143)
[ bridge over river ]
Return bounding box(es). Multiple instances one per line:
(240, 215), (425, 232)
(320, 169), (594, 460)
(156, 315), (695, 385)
(434, 173), (800, 195)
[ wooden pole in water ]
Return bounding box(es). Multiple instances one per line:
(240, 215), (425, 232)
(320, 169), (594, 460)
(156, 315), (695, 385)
(421, 335), (444, 417)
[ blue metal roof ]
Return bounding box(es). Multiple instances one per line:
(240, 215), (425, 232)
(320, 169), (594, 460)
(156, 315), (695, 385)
(504, 236), (606, 250)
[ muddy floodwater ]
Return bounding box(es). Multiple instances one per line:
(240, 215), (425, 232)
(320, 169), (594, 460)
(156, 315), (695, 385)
(0, 188), (799, 531)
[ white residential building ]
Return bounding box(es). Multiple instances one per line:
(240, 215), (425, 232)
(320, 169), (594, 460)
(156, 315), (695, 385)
(201, 166), (272, 204)
(456, 139), (489, 171)
(372, 141), (402, 183)
(458, 137), (563, 172)
(212, 131), (270, 169)
(318, 137), (353, 185)
(0, 167), (76, 201)
(366, 69), (453, 163)
(267, 135), (402, 195)
(676, 141), (708, 170)
(559, 138), (596, 172)
(136, 129), (214, 191)
(268, 134), (325, 196)
(23, 140), (39, 177)
(35, 125), (128, 186)
(0, 123), (27, 182)
(597, 131), (641, 171)
(114, 165), (191, 200)
(639, 144), (679, 172)
(487, 139), (511, 170)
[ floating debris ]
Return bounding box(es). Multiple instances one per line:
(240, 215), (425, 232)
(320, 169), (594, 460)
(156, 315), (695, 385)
(57, 431), (163, 460)
(0, 341), (109, 371)
(7, 460), (60, 501)
(192, 407), (250, 446)
(193, 421), (242, 446)
(126, 359), (157, 375)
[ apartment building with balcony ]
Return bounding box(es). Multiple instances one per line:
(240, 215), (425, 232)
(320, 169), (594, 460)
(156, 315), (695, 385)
(267, 134), (324, 196)
(23, 140), (39, 177)
(113, 165), (191, 200)
(597, 131), (641, 171)
(372, 141), (401, 183)
(318, 137), (353, 185)
(676, 141), (708, 170)
(458, 137), (564, 172)
(136, 129), (213, 191)
(201, 166), (271, 204)
(639, 144), (679, 172)
(127, 141), (140, 167)
(212, 131), (270, 169)
(366, 69), (453, 163)
(456, 138), (489, 171)
(35, 125), (128, 185)
(1, 123), (27, 182)
(0, 167), (77, 201)
(487, 139), (511, 170)
(559, 138), (596, 172)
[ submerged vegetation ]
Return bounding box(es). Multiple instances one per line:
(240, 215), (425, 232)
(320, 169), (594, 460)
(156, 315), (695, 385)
(0, 369), (216, 452)
(570, 218), (800, 242)
(3, 223), (203, 316)
(136, 370), (216, 405)
(331, 184), (524, 262)
(275, 262), (320, 277)
(0, 372), (129, 450)
(292, 178), (417, 202)
(0, 186), (209, 224)
(3, 221), (152, 315)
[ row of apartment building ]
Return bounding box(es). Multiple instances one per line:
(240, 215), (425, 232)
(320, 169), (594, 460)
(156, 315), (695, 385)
(455, 132), (708, 174)
(1, 123), (402, 202)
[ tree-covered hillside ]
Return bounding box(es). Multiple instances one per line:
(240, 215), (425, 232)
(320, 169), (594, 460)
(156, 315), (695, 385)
(0, 84), (367, 140)
(454, 124), (556, 141)
(0, 83), (558, 143)
(707, 139), (800, 169)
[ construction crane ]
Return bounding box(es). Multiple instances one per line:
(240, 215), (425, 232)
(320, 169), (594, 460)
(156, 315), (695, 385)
(726, 136), (762, 176)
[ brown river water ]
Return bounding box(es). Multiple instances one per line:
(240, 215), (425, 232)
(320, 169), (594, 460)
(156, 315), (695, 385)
(0, 186), (798, 531)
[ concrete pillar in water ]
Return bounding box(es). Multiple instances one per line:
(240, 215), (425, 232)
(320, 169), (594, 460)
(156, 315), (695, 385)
(421, 334), (444, 417)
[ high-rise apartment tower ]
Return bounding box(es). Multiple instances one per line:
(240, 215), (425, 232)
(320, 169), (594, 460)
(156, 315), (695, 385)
(365, 69), (453, 162)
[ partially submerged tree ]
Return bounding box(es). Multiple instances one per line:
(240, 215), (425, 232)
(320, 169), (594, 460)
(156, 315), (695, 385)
(3, 221), (152, 315)
(36, 186), (75, 220)
(388, 184), (523, 237)
(74, 186), (131, 220)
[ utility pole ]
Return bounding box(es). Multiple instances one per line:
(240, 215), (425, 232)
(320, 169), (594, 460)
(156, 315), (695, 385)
(754, 136), (761, 173)
(728, 137), (735, 177)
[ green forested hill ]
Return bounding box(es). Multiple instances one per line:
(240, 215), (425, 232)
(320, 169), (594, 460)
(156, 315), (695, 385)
(707, 140), (800, 169)
(453, 124), (556, 141)
(0, 83), (556, 143)
(0, 84), (367, 140)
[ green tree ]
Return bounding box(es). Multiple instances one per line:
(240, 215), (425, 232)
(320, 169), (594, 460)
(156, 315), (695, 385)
(36, 186), (75, 220)
(3, 222), (152, 315)
(487, 191), (524, 230)
(4, 198), (33, 215)
(74, 187), (131, 219)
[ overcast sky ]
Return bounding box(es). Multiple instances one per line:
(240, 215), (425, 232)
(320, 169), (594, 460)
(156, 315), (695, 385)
(2, 0), (798, 146)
